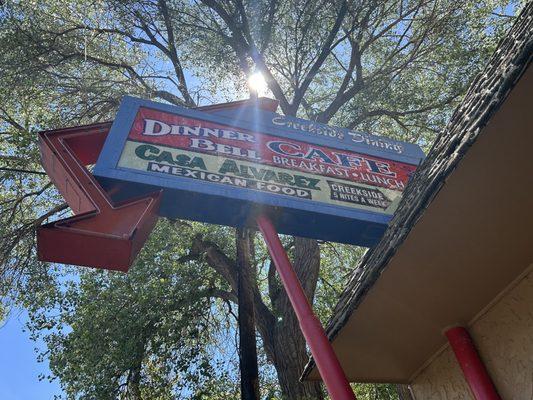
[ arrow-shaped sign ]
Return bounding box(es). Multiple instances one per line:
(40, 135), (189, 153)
(37, 123), (161, 271)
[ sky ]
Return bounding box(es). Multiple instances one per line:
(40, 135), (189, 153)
(0, 309), (62, 399)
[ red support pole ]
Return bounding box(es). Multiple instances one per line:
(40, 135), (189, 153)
(445, 327), (501, 400)
(256, 215), (356, 400)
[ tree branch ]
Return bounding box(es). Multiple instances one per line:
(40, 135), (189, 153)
(347, 94), (460, 129)
(291, 0), (348, 114)
(158, 0), (196, 106)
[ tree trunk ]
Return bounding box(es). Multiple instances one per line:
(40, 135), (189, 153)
(262, 237), (325, 400)
(192, 233), (325, 399)
(396, 384), (414, 400)
(236, 228), (260, 400)
(126, 335), (148, 400)
(127, 364), (142, 400)
(269, 312), (325, 399)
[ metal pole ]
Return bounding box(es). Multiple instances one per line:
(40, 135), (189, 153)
(445, 327), (501, 400)
(256, 215), (356, 400)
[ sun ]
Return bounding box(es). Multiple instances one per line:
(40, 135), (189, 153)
(248, 72), (268, 95)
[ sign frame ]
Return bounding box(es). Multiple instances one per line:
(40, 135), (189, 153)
(94, 96), (424, 246)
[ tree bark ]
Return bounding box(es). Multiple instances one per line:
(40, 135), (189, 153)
(236, 228), (260, 400)
(268, 311), (325, 400)
(396, 384), (414, 400)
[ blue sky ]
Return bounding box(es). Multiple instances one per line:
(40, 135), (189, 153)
(0, 310), (62, 399)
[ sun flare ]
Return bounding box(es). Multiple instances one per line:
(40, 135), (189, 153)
(248, 72), (267, 95)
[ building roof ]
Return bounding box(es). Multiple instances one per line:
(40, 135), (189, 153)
(302, 3), (533, 382)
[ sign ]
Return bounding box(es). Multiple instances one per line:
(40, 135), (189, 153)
(94, 97), (424, 246)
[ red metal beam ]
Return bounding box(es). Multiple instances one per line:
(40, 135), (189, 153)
(37, 123), (161, 271)
(445, 326), (501, 400)
(256, 215), (356, 400)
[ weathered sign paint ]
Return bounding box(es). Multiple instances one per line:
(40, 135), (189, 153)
(94, 97), (424, 246)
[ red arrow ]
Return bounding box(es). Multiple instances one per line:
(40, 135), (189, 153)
(37, 123), (161, 271)
(36, 98), (277, 271)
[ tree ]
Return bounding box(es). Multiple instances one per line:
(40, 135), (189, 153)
(0, 0), (519, 398)
(19, 220), (241, 399)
